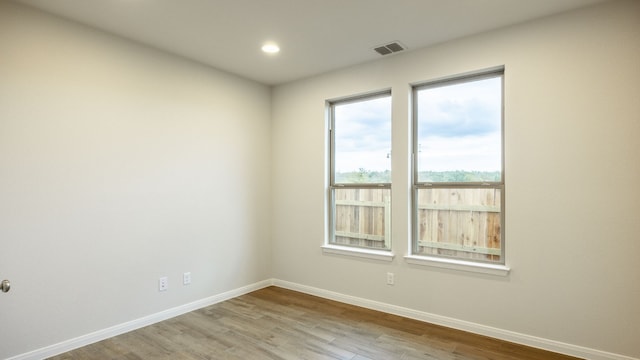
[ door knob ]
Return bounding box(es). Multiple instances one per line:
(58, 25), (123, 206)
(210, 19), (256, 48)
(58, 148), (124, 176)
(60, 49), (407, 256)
(1, 279), (10, 293)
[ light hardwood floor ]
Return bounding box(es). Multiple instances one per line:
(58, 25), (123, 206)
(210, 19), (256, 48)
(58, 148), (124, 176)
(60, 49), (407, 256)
(49, 286), (581, 360)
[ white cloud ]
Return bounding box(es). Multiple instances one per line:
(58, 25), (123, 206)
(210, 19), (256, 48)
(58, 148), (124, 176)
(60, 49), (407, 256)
(418, 134), (501, 172)
(334, 96), (391, 172)
(416, 76), (502, 172)
(332, 76), (502, 174)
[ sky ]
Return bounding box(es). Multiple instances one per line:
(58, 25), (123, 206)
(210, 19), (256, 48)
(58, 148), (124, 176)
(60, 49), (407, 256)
(417, 76), (502, 172)
(334, 95), (391, 173)
(333, 75), (502, 174)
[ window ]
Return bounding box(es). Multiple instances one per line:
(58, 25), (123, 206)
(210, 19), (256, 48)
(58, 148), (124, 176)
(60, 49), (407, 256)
(412, 69), (504, 264)
(328, 92), (392, 251)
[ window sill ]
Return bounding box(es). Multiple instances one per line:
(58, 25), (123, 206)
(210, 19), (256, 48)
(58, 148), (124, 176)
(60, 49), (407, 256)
(404, 255), (510, 276)
(322, 245), (394, 262)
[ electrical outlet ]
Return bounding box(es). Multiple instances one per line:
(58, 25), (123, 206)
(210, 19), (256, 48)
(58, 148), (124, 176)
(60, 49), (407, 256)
(386, 272), (394, 285)
(159, 276), (168, 291)
(183, 272), (191, 285)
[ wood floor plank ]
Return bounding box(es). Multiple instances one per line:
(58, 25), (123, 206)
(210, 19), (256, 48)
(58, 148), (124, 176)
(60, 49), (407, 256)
(48, 286), (582, 360)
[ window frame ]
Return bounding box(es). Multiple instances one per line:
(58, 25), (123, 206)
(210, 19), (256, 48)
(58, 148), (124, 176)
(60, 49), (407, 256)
(326, 90), (393, 254)
(411, 68), (506, 266)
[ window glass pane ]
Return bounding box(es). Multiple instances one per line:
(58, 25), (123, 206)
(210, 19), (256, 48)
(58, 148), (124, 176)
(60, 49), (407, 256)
(332, 188), (391, 249)
(334, 95), (391, 184)
(416, 76), (501, 183)
(415, 187), (501, 262)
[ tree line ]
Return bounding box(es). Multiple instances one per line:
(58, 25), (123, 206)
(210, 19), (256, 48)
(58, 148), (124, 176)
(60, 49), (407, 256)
(336, 169), (500, 183)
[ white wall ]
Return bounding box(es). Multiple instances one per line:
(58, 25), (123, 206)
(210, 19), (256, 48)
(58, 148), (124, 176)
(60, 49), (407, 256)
(0, 2), (271, 358)
(272, 0), (640, 358)
(2, 0), (639, 359)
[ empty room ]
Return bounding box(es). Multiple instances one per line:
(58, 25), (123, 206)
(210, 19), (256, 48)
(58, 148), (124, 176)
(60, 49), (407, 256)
(1, 0), (638, 359)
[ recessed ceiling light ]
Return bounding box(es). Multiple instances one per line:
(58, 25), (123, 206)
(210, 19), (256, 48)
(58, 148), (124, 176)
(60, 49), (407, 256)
(261, 43), (280, 54)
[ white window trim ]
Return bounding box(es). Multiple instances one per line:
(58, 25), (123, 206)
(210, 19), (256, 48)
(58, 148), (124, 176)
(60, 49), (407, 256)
(404, 255), (510, 276)
(326, 90), (393, 252)
(411, 67), (506, 267)
(322, 244), (395, 262)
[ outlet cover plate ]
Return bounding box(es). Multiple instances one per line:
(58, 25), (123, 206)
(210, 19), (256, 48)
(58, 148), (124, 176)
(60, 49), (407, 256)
(159, 276), (168, 291)
(386, 272), (394, 285)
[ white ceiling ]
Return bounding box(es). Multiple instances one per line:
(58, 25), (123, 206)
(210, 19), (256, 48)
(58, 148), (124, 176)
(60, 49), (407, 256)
(16, 0), (608, 85)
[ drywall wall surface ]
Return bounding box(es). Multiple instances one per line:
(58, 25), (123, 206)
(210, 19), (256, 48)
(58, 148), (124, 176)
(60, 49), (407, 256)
(271, 0), (640, 357)
(0, 2), (271, 358)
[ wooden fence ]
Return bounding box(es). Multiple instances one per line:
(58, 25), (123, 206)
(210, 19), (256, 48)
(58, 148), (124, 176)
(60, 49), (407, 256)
(333, 188), (390, 249)
(333, 187), (502, 261)
(416, 188), (502, 262)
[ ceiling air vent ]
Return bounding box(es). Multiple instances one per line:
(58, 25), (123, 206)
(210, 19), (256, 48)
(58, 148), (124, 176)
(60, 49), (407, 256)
(373, 41), (406, 56)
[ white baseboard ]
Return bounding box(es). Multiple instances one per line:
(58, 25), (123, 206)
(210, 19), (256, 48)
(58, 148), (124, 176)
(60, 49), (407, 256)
(9, 278), (637, 360)
(8, 279), (273, 360)
(272, 279), (638, 360)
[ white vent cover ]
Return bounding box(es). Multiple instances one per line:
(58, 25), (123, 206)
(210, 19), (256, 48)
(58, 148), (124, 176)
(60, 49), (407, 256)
(373, 41), (406, 56)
